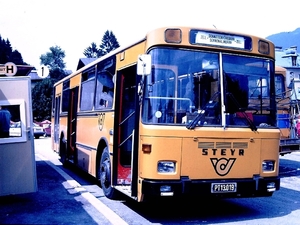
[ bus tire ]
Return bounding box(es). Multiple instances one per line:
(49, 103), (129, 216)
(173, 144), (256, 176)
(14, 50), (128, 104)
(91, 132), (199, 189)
(99, 147), (116, 199)
(59, 137), (67, 167)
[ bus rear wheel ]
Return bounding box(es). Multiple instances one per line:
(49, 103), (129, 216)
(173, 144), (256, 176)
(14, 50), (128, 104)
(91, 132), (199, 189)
(99, 147), (116, 199)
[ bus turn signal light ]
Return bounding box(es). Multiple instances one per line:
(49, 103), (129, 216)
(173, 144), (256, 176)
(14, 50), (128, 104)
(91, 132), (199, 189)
(165, 28), (182, 43)
(142, 144), (152, 153)
(258, 40), (270, 54)
(267, 182), (276, 192)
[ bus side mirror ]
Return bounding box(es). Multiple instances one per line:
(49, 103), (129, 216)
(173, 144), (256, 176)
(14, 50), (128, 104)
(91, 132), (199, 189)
(137, 54), (151, 76)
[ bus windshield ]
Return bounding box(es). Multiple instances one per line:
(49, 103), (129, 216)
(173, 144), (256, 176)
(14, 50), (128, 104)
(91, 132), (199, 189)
(142, 48), (276, 128)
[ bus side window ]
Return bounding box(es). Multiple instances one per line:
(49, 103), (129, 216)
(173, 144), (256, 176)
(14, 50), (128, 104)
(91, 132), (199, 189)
(95, 72), (114, 109)
(62, 80), (70, 112)
(275, 74), (285, 98)
(80, 69), (95, 111)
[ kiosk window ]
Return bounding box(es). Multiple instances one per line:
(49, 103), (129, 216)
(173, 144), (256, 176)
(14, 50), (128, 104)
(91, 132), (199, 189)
(0, 100), (27, 143)
(0, 104), (23, 138)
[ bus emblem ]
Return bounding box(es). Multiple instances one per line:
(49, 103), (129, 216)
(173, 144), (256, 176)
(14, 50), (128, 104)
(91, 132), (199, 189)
(210, 158), (236, 176)
(98, 113), (105, 131)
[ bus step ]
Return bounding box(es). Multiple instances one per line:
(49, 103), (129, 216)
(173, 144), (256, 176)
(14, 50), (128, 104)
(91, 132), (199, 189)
(115, 185), (131, 196)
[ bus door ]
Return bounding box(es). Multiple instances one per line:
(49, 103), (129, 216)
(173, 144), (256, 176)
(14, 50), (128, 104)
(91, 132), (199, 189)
(113, 66), (139, 196)
(53, 95), (61, 150)
(67, 87), (79, 163)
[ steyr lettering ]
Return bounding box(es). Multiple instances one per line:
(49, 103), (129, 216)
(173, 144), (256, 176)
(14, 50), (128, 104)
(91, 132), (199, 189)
(202, 148), (244, 156)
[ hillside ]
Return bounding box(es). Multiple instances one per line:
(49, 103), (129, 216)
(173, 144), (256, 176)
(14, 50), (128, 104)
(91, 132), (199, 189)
(266, 28), (300, 49)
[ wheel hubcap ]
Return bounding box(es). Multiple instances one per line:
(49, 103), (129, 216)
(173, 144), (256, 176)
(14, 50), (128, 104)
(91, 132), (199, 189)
(100, 160), (110, 188)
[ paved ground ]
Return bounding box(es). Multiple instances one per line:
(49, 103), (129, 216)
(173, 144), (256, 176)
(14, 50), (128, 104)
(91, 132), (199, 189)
(0, 150), (126, 225)
(2, 138), (300, 225)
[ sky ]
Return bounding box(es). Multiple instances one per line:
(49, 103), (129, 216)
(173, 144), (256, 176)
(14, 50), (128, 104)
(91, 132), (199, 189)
(1, 0), (299, 72)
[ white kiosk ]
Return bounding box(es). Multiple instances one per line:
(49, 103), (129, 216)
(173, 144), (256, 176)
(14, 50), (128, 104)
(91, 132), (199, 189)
(0, 65), (37, 196)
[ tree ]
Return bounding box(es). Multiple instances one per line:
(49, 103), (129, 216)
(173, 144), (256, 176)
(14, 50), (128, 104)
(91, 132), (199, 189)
(8, 50), (24, 65)
(99, 30), (120, 56)
(32, 78), (55, 121)
(40, 45), (66, 70)
(0, 36), (11, 63)
(82, 30), (120, 58)
(83, 42), (100, 58)
(0, 35), (25, 65)
(32, 45), (69, 121)
(40, 45), (68, 81)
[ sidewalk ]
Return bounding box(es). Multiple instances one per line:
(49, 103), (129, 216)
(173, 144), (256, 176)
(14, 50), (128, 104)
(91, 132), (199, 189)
(0, 154), (121, 225)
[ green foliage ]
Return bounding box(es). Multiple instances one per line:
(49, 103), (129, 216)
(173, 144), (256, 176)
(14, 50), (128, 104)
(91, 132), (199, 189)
(9, 50), (24, 65)
(83, 30), (120, 58)
(0, 35), (26, 65)
(33, 45), (69, 121)
(83, 42), (100, 58)
(32, 78), (56, 121)
(49, 67), (68, 81)
(1, 34), (68, 121)
(99, 30), (120, 56)
(40, 45), (66, 70)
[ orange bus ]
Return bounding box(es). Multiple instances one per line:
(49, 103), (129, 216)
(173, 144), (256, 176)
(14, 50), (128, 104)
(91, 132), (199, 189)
(275, 66), (290, 138)
(52, 27), (280, 202)
(275, 66), (300, 154)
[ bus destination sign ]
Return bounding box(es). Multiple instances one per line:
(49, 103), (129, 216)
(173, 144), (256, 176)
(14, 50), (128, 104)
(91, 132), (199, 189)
(190, 30), (252, 50)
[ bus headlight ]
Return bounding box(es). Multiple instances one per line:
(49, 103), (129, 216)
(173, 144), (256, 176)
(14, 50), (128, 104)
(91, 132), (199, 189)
(157, 161), (175, 173)
(262, 160), (275, 172)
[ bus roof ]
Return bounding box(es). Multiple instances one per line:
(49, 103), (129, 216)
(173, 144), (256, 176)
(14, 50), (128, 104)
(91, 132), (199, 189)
(54, 26), (275, 86)
(275, 65), (287, 73)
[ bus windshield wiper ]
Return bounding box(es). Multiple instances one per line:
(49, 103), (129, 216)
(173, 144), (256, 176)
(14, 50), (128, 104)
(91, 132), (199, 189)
(186, 92), (219, 130)
(185, 110), (205, 130)
(226, 92), (257, 131)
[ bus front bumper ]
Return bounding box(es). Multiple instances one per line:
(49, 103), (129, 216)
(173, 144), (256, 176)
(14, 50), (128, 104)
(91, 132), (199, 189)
(142, 176), (280, 198)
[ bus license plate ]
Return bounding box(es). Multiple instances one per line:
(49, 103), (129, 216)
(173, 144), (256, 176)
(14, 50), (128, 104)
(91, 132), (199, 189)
(211, 182), (237, 193)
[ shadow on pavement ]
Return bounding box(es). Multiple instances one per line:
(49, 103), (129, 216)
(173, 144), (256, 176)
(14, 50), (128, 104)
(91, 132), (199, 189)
(0, 160), (103, 225)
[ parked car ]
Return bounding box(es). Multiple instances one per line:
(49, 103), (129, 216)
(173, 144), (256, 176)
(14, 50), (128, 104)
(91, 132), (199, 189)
(42, 122), (51, 137)
(35, 120), (51, 137)
(43, 124), (51, 137)
(33, 123), (45, 139)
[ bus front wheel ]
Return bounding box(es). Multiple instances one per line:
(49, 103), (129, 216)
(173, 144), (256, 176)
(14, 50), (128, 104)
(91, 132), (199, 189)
(99, 147), (116, 199)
